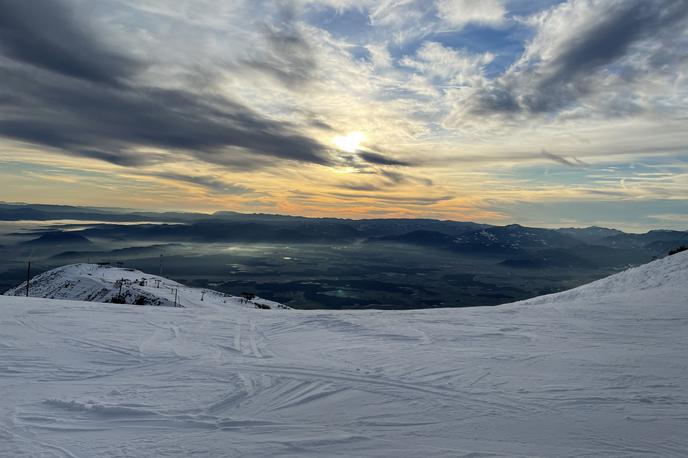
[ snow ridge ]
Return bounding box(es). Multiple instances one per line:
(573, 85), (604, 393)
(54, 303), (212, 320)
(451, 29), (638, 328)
(3, 263), (288, 310)
(514, 250), (688, 306)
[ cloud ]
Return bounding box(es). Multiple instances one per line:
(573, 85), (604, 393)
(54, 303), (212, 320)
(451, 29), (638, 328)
(338, 182), (386, 192)
(542, 151), (588, 167)
(436, 0), (506, 29)
(461, 0), (688, 118)
(368, 1), (431, 28)
(242, 7), (317, 87)
(359, 151), (413, 166)
(143, 172), (254, 196)
(380, 170), (433, 186)
(328, 191), (454, 206)
(0, 0), (140, 86)
(74, 149), (167, 167)
(336, 167), (433, 193)
(400, 41), (493, 86)
(0, 0), (686, 226)
(0, 0), (331, 169)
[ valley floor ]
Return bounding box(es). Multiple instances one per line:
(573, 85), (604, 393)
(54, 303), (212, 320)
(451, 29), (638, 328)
(1, 255), (687, 457)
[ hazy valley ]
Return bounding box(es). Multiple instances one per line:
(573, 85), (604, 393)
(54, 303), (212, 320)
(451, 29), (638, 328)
(2, 203), (685, 309)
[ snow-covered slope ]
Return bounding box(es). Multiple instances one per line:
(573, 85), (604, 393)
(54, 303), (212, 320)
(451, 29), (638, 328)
(3, 263), (287, 310)
(0, 253), (686, 457)
(514, 249), (688, 306)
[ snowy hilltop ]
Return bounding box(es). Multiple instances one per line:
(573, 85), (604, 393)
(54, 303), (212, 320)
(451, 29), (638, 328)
(0, 252), (686, 457)
(3, 263), (288, 310)
(515, 247), (688, 306)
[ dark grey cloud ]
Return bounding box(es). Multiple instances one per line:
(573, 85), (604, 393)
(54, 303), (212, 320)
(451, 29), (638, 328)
(359, 151), (414, 167)
(339, 183), (386, 192)
(0, 0), (140, 86)
(541, 2), (685, 85)
(380, 170), (433, 187)
(144, 172), (254, 196)
(328, 191), (454, 206)
(380, 170), (407, 184)
(246, 26), (316, 87)
(337, 168), (434, 193)
(468, 0), (688, 117)
(542, 151), (588, 167)
(0, 67), (330, 166)
(468, 83), (520, 115)
(309, 118), (333, 130)
(0, 0), (330, 168)
(242, 6), (316, 88)
(76, 149), (166, 167)
(585, 189), (630, 197)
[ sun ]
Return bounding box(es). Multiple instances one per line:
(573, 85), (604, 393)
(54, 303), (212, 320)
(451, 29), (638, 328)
(333, 131), (365, 153)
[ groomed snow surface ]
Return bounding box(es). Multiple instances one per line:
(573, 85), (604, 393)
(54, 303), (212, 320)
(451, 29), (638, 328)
(1, 253), (687, 457)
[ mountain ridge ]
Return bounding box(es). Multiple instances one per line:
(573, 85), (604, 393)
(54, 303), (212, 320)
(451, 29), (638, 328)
(3, 263), (288, 310)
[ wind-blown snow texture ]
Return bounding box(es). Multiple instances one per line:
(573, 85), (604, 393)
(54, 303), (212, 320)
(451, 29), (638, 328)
(0, 253), (687, 457)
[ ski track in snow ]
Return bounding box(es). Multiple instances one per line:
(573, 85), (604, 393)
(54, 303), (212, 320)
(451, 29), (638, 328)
(0, 253), (687, 456)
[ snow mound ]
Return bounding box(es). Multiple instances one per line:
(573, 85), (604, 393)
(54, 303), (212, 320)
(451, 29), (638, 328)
(514, 250), (688, 306)
(3, 263), (288, 310)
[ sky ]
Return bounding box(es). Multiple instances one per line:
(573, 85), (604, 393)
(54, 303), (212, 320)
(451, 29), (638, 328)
(0, 0), (687, 231)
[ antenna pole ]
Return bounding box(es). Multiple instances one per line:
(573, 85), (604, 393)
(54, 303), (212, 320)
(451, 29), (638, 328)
(26, 261), (31, 297)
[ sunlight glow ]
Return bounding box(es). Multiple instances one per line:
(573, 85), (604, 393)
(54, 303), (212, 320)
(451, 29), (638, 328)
(333, 132), (365, 153)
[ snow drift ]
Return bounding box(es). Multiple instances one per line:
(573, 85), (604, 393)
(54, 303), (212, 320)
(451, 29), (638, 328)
(0, 252), (686, 457)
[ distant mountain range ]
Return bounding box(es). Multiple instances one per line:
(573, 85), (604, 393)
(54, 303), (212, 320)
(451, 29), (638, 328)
(2, 202), (687, 275)
(21, 231), (92, 247)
